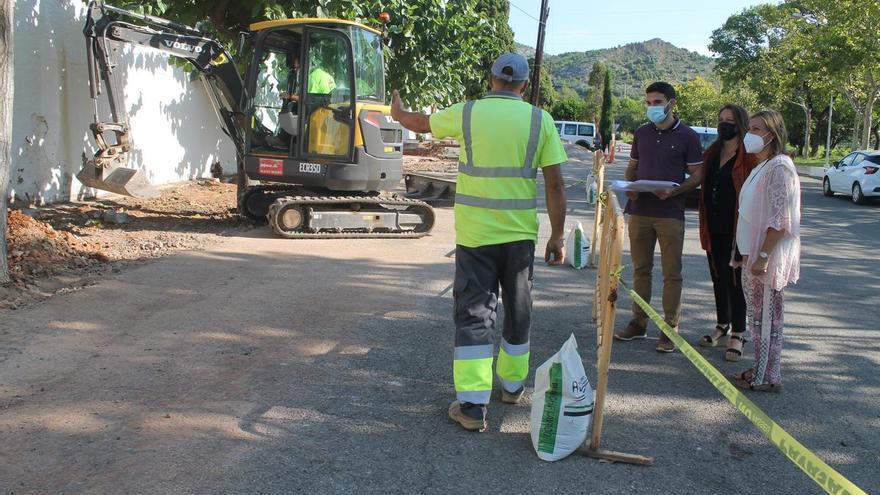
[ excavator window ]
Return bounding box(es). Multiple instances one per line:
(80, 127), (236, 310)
(352, 29), (385, 102)
(302, 30), (354, 159)
(251, 49), (292, 152)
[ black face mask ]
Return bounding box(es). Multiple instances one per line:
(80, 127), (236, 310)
(718, 122), (739, 141)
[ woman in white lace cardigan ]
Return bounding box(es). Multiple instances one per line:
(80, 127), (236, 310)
(732, 109), (801, 393)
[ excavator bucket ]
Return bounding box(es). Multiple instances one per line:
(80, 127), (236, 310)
(77, 161), (159, 198)
(78, 121), (159, 198)
(404, 172), (457, 207)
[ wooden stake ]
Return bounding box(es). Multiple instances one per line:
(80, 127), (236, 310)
(587, 151), (604, 269)
(580, 447), (654, 466)
(581, 194), (652, 465)
(590, 151), (605, 324)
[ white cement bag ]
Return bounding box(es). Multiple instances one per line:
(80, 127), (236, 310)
(566, 221), (590, 269)
(586, 174), (598, 205)
(530, 334), (594, 462)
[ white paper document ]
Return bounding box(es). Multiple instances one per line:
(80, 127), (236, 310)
(610, 180), (679, 192)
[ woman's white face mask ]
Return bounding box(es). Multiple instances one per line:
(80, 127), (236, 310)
(744, 131), (771, 154)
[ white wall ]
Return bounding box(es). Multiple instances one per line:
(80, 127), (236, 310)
(9, 0), (237, 205)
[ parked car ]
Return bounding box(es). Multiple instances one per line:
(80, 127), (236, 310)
(822, 150), (880, 204)
(690, 126), (720, 151)
(555, 120), (596, 147)
(683, 126), (719, 206)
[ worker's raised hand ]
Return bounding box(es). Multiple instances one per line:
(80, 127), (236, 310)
(391, 90), (403, 117)
(545, 237), (565, 266)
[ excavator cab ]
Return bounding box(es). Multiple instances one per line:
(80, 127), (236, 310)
(240, 20), (404, 205)
(80, 2), (433, 238)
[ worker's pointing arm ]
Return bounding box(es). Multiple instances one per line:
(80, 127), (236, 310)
(390, 90), (431, 134)
(542, 164), (567, 266)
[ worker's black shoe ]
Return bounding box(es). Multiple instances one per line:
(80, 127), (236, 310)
(448, 401), (487, 432)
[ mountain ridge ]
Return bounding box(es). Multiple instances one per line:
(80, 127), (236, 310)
(515, 39), (715, 98)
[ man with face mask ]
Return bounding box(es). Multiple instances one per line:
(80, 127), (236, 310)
(615, 82), (704, 352)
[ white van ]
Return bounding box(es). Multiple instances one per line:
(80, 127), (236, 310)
(555, 121), (596, 147)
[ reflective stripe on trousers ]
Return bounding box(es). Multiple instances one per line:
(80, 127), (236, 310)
(453, 344), (494, 404)
(453, 339), (531, 404)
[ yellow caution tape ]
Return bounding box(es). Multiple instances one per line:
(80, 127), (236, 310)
(623, 283), (867, 495)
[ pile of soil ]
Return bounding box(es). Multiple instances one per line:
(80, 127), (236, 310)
(5, 209), (108, 283)
(402, 155), (458, 174)
(1, 179), (253, 311)
(402, 140), (456, 157)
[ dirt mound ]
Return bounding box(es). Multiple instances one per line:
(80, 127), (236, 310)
(6, 209), (108, 284)
(1, 178), (252, 311)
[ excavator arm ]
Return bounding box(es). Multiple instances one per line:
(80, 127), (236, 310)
(79, 1), (245, 197)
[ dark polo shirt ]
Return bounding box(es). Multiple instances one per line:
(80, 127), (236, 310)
(625, 118), (703, 220)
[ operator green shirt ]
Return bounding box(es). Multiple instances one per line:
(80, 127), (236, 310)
(308, 67), (336, 94)
(430, 92), (567, 248)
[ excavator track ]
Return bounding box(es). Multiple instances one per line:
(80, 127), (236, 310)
(267, 194), (436, 239)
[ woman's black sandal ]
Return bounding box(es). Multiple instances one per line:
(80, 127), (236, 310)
(725, 333), (747, 362)
(699, 324), (731, 347)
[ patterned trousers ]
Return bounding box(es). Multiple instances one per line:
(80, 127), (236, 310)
(744, 271), (785, 386)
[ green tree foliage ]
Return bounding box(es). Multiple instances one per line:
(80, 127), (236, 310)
(796, 0), (880, 150)
(583, 62), (606, 120)
(118, 0), (512, 109)
(551, 94), (588, 121)
(524, 60), (558, 111)
(710, 0), (880, 152)
(675, 77), (724, 127)
(464, 0), (515, 99)
(599, 69), (614, 148)
(710, 3), (828, 156)
(614, 97), (644, 134)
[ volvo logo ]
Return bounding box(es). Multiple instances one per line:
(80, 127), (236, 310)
(163, 40), (203, 54)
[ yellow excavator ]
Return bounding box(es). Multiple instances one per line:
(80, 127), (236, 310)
(79, 1), (434, 238)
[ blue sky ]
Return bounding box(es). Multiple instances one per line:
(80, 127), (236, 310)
(507, 0), (770, 56)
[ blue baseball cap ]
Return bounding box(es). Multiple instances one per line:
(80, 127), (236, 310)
(491, 52), (530, 82)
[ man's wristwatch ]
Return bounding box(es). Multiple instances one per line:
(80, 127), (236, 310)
(758, 251), (769, 260)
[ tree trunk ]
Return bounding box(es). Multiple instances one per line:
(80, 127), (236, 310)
(811, 104), (830, 157)
(803, 107), (811, 158)
(841, 86), (864, 150)
(852, 113), (862, 150)
(0, 0), (13, 284)
(860, 96), (876, 152)
(788, 99), (811, 158)
(872, 125), (880, 150)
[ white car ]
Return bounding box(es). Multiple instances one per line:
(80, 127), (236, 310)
(689, 126), (720, 151)
(822, 150), (880, 204)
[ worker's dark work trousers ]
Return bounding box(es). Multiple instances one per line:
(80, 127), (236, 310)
(453, 240), (534, 405)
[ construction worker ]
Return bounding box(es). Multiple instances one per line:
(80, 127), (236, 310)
(391, 53), (568, 432)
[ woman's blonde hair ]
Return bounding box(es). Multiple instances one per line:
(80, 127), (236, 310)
(750, 109), (788, 156)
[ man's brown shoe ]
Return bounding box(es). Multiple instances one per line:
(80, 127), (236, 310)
(448, 401), (487, 432)
(501, 387), (524, 404)
(656, 328), (679, 353)
(614, 321), (648, 341)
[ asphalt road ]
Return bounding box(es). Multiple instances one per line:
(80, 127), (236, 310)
(1, 145), (877, 494)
